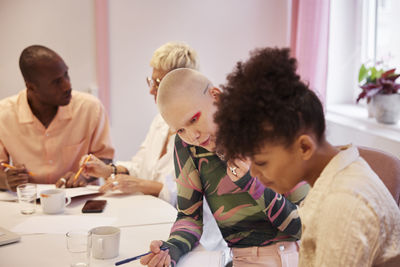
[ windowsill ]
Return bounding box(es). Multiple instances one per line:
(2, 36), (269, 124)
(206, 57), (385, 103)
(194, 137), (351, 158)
(326, 104), (400, 143)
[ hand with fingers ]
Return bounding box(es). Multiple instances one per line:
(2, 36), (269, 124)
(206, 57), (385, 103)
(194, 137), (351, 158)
(99, 174), (141, 194)
(140, 240), (171, 267)
(55, 171), (87, 188)
(226, 158), (251, 182)
(80, 154), (111, 178)
(4, 164), (30, 192)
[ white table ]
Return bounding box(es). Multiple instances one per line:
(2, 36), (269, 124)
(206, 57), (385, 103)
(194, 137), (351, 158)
(0, 193), (177, 267)
(0, 192), (224, 267)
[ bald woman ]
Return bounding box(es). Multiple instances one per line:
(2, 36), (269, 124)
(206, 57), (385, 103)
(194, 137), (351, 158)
(140, 69), (309, 267)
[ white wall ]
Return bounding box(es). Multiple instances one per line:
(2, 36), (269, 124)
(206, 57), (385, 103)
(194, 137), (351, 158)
(0, 0), (97, 100)
(109, 0), (290, 160)
(0, 0), (290, 160)
(325, 0), (363, 105)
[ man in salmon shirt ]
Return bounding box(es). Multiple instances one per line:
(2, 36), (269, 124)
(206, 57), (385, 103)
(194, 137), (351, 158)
(0, 45), (114, 191)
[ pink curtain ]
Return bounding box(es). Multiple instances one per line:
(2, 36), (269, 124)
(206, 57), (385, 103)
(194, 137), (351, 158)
(290, 0), (330, 104)
(95, 0), (111, 115)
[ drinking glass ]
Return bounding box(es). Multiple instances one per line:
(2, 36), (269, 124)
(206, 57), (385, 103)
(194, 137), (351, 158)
(16, 183), (37, 214)
(66, 230), (92, 267)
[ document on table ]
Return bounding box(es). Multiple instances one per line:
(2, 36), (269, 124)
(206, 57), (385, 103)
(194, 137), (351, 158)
(0, 190), (17, 201)
(0, 184), (100, 201)
(12, 215), (117, 234)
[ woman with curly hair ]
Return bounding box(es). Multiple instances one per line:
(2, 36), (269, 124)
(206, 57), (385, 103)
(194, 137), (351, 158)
(140, 68), (309, 267)
(214, 47), (400, 267)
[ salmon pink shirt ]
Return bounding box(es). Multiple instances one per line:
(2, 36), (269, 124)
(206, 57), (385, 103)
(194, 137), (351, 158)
(0, 90), (114, 184)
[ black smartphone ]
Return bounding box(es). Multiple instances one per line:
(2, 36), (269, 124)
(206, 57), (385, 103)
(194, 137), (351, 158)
(82, 200), (107, 213)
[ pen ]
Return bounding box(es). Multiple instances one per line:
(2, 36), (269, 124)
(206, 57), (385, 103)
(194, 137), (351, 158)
(1, 163), (35, 176)
(73, 154), (92, 182)
(115, 247), (168, 266)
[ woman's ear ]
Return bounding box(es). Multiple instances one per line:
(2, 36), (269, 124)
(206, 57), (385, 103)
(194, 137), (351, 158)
(209, 87), (221, 102)
(296, 135), (316, 161)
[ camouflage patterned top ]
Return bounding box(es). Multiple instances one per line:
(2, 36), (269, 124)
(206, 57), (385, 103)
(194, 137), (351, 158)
(163, 135), (310, 266)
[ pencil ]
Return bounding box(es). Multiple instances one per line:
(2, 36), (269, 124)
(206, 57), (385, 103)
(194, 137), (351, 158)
(73, 154), (92, 182)
(1, 163), (35, 176)
(115, 247), (168, 266)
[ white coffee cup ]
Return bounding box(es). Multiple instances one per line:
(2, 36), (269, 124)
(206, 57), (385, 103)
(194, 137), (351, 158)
(90, 226), (120, 259)
(40, 189), (71, 214)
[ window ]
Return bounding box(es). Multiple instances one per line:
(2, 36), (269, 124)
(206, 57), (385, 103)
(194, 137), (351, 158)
(326, 0), (400, 106)
(375, 0), (400, 68)
(361, 0), (400, 68)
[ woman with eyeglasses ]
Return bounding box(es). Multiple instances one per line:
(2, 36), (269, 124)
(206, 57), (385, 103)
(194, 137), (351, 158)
(78, 42), (198, 206)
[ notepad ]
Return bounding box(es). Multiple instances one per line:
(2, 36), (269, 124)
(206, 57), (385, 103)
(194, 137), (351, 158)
(0, 185), (100, 201)
(0, 226), (21, 246)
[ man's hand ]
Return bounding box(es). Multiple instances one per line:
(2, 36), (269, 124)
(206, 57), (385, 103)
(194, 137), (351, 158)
(140, 240), (171, 267)
(55, 171), (87, 188)
(5, 164), (30, 192)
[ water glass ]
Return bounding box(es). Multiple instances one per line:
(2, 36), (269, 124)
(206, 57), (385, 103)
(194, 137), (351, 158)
(16, 183), (37, 214)
(66, 230), (92, 267)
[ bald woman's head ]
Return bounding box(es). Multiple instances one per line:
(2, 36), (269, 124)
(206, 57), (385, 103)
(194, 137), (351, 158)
(157, 68), (213, 111)
(157, 68), (221, 151)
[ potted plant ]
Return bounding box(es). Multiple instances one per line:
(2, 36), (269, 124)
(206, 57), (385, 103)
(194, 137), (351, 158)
(357, 63), (400, 124)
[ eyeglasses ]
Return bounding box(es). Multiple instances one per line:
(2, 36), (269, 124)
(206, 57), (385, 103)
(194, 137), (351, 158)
(146, 77), (161, 88)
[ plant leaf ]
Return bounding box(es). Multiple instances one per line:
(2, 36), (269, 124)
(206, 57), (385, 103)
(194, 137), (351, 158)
(370, 67), (378, 81)
(386, 73), (400, 82)
(377, 69), (384, 79)
(358, 64), (368, 83)
(365, 88), (381, 98)
(381, 68), (396, 78)
(356, 91), (367, 103)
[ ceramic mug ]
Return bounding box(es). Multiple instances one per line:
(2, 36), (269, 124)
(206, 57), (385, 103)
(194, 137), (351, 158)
(90, 226), (120, 259)
(40, 189), (71, 214)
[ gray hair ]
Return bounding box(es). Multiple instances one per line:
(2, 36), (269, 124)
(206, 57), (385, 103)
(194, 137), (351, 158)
(150, 41), (199, 71)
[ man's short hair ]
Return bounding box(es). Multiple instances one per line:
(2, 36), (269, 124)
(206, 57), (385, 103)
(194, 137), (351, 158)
(19, 45), (57, 83)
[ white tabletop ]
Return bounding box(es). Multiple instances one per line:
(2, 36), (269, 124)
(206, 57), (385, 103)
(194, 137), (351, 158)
(0, 192), (224, 267)
(0, 224), (174, 267)
(0, 193), (177, 267)
(0, 193), (177, 229)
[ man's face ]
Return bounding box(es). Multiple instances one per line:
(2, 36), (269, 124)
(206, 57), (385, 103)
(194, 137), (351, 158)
(250, 142), (305, 194)
(162, 90), (219, 152)
(30, 56), (72, 107)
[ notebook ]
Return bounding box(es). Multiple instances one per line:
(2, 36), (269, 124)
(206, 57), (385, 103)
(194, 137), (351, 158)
(0, 226), (21, 246)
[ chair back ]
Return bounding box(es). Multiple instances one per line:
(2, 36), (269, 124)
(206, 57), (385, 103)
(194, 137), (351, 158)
(358, 146), (400, 207)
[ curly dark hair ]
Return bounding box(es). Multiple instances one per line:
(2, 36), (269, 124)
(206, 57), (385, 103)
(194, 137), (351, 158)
(214, 47), (325, 160)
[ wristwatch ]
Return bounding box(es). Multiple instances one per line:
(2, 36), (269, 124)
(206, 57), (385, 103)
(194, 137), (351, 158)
(108, 162), (117, 178)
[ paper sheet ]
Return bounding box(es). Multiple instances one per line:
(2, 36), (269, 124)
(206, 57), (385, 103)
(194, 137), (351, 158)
(0, 185), (100, 201)
(12, 215), (117, 234)
(0, 190), (17, 201)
